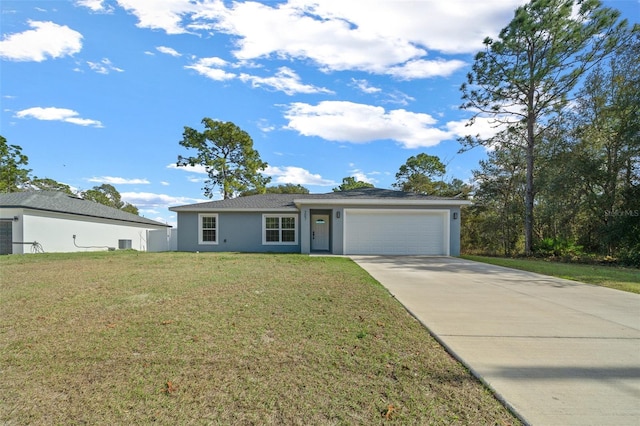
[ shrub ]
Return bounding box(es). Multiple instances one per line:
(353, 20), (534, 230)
(618, 246), (640, 268)
(535, 238), (584, 258)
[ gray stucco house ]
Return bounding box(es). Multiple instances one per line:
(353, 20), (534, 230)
(170, 188), (470, 256)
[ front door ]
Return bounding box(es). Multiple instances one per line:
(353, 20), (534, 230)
(311, 214), (330, 251)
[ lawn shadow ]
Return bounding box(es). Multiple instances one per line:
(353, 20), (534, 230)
(491, 365), (640, 399)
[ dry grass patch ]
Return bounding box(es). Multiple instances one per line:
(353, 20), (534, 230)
(1, 252), (519, 425)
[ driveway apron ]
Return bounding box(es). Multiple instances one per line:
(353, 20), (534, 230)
(351, 256), (640, 426)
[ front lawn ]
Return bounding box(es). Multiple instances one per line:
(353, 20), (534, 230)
(462, 255), (640, 294)
(0, 251), (518, 425)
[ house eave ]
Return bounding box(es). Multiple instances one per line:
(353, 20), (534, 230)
(293, 199), (472, 207)
(169, 207), (298, 213)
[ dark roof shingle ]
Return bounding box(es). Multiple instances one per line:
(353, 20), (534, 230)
(170, 187), (465, 211)
(169, 193), (300, 211)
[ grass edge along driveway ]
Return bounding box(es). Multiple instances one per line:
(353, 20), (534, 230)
(462, 255), (640, 294)
(1, 251), (519, 425)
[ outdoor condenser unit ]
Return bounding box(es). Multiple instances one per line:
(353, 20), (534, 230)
(118, 239), (132, 249)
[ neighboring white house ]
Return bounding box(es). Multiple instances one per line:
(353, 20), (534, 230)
(0, 191), (172, 255)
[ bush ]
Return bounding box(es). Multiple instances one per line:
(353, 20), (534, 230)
(618, 247), (640, 268)
(534, 238), (584, 258)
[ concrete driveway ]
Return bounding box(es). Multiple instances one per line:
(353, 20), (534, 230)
(351, 256), (640, 426)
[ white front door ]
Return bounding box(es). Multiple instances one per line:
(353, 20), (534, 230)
(311, 214), (330, 251)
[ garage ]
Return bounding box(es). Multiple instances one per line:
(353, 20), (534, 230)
(343, 209), (449, 255)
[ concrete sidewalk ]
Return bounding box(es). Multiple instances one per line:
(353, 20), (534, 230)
(351, 256), (640, 426)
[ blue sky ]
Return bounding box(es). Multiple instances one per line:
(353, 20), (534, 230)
(1, 0), (637, 226)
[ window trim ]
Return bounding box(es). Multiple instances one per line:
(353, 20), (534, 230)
(262, 214), (298, 245)
(198, 213), (219, 245)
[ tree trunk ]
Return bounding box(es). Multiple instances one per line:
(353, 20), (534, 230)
(221, 160), (231, 200)
(524, 118), (535, 256)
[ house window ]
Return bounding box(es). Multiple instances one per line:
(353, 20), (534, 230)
(263, 214), (297, 245)
(198, 214), (218, 244)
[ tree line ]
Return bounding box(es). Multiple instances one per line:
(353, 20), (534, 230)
(463, 34), (639, 265)
(459, 0), (638, 265)
(176, 119), (469, 197)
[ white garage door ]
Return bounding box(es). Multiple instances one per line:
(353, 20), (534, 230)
(344, 209), (449, 255)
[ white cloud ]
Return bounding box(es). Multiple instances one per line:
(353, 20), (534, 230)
(158, 216), (177, 227)
(348, 167), (378, 185)
(209, 1), (423, 74)
(186, 59), (332, 95)
(121, 192), (206, 225)
(446, 118), (494, 143)
(185, 57), (235, 81)
(167, 163), (209, 174)
(446, 101), (526, 144)
(285, 100), (518, 150)
(265, 166), (336, 186)
(284, 101), (453, 149)
(115, 0), (203, 35)
(256, 119), (275, 133)
(299, 0), (524, 54)
(15, 107), (103, 128)
(121, 191), (203, 208)
(109, 0), (526, 77)
(195, 56), (228, 67)
(351, 78), (381, 94)
(87, 58), (124, 74)
(156, 45), (181, 56)
(387, 59), (467, 80)
(88, 176), (150, 184)
(160, 181), (170, 186)
(239, 67), (333, 95)
(0, 20), (83, 62)
(75, 0), (113, 13)
(382, 91), (415, 107)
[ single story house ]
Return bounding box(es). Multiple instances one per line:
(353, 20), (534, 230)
(170, 187), (471, 256)
(0, 191), (171, 254)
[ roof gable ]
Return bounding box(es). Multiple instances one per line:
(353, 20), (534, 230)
(0, 191), (170, 227)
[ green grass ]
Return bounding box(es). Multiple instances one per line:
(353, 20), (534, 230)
(462, 255), (640, 294)
(0, 251), (518, 425)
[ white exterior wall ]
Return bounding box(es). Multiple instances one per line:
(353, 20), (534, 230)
(12, 209), (167, 254)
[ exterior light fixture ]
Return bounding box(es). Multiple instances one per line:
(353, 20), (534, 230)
(453, 212), (458, 220)
(336, 211), (340, 219)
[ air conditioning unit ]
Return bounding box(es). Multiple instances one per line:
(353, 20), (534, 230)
(118, 239), (132, 249)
